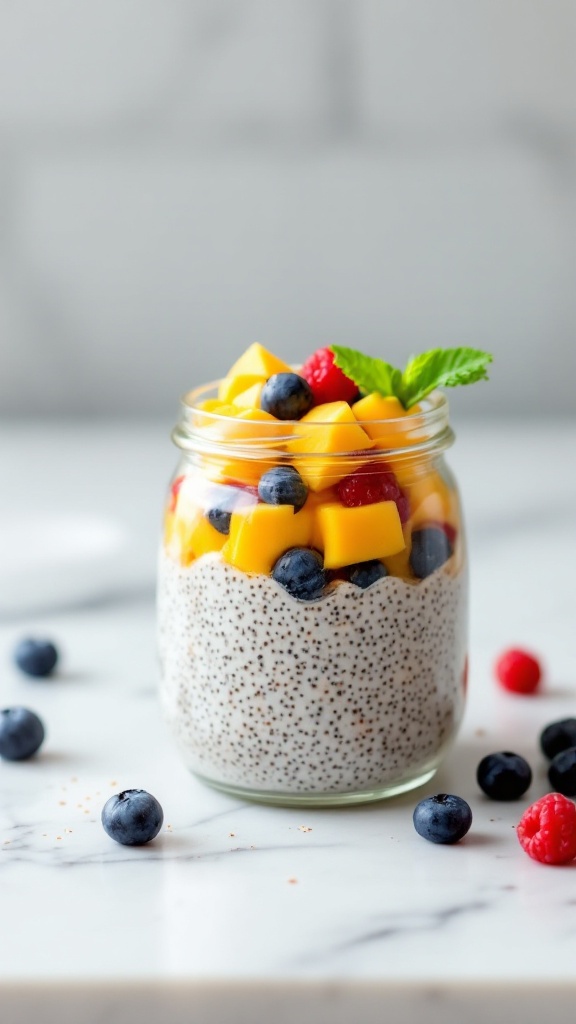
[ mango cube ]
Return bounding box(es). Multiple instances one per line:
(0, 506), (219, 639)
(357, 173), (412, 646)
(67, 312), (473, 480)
(165, 507), (226, 565)
(353, 392), (423, 447)
(232, 382), (265, 410)
(287, 401), (374, 491)
(223, 503), (314, 575)
(316, 501), (405, 569)
(404, 469), (459, 533)
(218, 374), (265, 403)
(226, 342), (292, 379)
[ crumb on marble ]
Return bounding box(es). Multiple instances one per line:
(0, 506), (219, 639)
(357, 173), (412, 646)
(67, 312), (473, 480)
(228, 832), (236, 837)
(288, 878), (298, 884)
(58, 800), (66, 806)
(298, 825), (313, 833)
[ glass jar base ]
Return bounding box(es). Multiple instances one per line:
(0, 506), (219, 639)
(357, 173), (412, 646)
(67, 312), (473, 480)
(192, 767), (438, 808)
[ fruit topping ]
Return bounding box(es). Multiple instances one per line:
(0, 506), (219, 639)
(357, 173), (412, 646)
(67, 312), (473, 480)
(287, 402), (374, 491)
(0, 707), (45, 760)
(168, 475), (185, 512)
(226, 342), (292, 379)
(14, 638), (59, 678)
(476, 751), (532, 801)
(316, 500), (405, 569)
(548, 748), (576, 797)
(207, 507), (233, 535)
(223, 503), (314, 575)
(409, 527), (453, 578)
(348, 560), (388, 589)
(271, 547), (326, 601)
(540, 718), (576, 760)
(101, 789), (164, 846)
(260, 373), (314, 420)
(337, 462), (410, 523)
(412, 793), (472, 845)
(517, 793), (576, 865)
(494, 648), (542, 695)
(300, 346), (359, 405)
(258, 466), (308, 512)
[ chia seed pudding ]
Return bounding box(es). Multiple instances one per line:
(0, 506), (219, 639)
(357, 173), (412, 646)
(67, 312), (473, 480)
(158, 551), (467, 803)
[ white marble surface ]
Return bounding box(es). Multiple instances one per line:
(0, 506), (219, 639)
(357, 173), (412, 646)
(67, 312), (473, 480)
(1, 416), (576, 1024)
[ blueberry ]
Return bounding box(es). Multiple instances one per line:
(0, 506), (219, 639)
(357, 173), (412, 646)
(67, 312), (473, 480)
(260, 373), (314, 420)
(258, 466), (308, 512)
(413, 793), (472, 844)
(409, 527), (453, 579)
(207, 507), (232, 535)
(476, 751), (532, 800)
(14, 638), (58, 678)
(548, 747), (576, 797)
(272, 548), (325, 601)
(206, 485), (242, 535)
(540, 718), (576, 760)
(0, 707), (45, 761)
(348, 560), (388, 589)
(101, 789), (164, 846)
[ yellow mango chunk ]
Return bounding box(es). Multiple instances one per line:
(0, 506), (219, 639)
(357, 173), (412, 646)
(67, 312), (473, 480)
(353, 392), (423, 447)
(223, 503), (314, 575)
(316, 501), (405, 569)
(218, 374), (265, 402)
(383, 524), (414, 579)
(406, 469), (459, 532)
(165, 507), (226, 565)
(288, 402), (374, 491)
(196, 398), (231, 413)
(226, 342), (292, 379)
(232, 382), (265, 410)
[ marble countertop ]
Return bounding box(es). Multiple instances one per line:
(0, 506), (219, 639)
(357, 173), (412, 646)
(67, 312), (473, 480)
(1, 416), (575, 1024)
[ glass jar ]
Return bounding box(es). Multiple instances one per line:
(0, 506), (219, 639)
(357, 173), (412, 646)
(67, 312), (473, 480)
(157, 383), (468, 807)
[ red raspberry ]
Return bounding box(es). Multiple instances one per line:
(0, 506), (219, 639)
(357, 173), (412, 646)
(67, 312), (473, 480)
(168, 474), (185, 512)
(337, 462), (410, 524)
(495, 648), (542, 695)
(300, 347), (359, 405)
(517, 793), (576, 865)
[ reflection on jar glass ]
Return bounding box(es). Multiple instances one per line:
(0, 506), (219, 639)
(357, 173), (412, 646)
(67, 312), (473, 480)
(157, 380), (468, 807)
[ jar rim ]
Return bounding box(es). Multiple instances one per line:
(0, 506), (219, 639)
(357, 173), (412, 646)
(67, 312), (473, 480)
(172, 379), (454, 460)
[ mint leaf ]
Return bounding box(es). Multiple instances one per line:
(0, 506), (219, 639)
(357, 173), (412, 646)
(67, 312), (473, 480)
(401, 348), (493, 407)
(331, 345), (403, 399)
(331, 344), (492, 409)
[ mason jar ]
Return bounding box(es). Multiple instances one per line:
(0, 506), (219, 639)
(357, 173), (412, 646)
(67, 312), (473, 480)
(157, 383), (468, 807)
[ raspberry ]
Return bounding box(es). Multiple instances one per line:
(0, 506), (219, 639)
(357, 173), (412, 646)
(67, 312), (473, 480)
(168, 474), (185, 512)
(495, 648), (542, 694)
(300, 347), (359, 405)
(337, 462), (410, 523)
(516, 793), (576, 864)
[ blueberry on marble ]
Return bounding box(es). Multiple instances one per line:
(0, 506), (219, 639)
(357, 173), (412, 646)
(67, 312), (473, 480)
(540, 718), (576, 761)
(258, 466), (308, 512)
(272, 548), (325, 601)
(548, 747), (576, 797)
(409, 527), (453, 579)
(476, 751), (532, 800)
(413, 793), (472, 844)
(14, 638), (58, 678)
(260, 373), (314, 420)
(348, 560), (388, 589)
(0, 707), (45, 760)
(101, 789), (164, 846)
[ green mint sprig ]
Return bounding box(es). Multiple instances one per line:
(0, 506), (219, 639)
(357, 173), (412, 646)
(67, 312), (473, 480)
(331, 345), (493, 409)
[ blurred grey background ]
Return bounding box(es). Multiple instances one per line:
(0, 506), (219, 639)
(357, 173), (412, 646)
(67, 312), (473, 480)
(1, 0), (575, 420)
